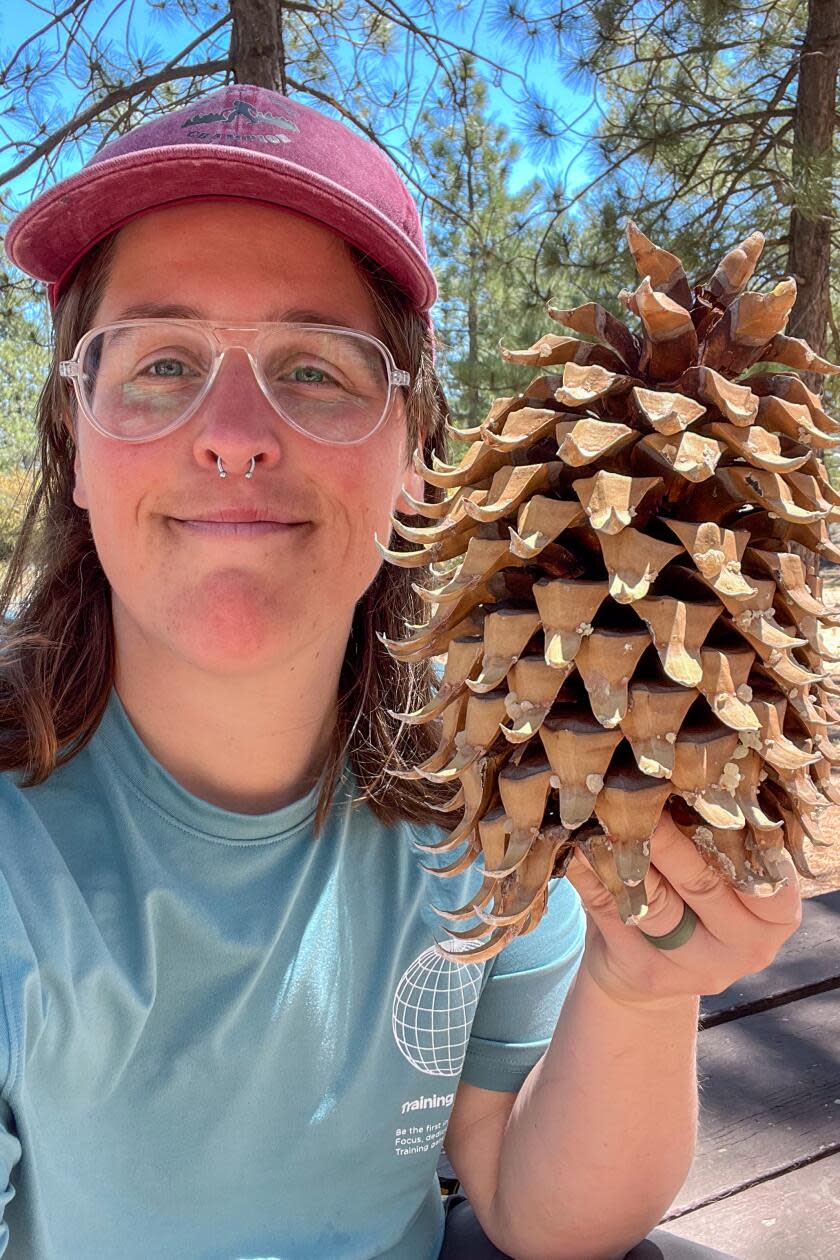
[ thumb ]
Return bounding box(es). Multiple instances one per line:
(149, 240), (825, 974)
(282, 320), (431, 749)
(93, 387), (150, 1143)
(565, 847), (618, 916)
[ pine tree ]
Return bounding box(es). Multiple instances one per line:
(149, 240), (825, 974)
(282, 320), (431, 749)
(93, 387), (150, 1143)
(0, 242), (48, 563)
(499, 0), (839, 399)
(410, 56), (551, 441)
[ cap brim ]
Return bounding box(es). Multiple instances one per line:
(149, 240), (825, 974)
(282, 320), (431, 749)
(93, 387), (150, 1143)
(6, 144), (438, 313)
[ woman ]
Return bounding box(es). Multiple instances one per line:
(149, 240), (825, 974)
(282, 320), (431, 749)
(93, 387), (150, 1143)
(0, 84), (798, 1259)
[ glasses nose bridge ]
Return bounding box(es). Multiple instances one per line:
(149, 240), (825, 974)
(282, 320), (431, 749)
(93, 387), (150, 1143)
(208, 325), (265, 383)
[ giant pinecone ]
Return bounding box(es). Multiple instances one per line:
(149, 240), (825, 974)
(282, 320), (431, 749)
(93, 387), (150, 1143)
(377, 223), (840, 962)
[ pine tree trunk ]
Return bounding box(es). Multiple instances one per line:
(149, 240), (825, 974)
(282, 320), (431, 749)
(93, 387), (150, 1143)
(787, 0), (840, 380)
(467, 270), (479, 421)
(230, 0), (287, 91)
(464, 123), (480, 423)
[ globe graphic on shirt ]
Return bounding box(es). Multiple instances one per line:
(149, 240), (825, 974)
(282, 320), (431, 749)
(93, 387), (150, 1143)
(392, 943), (485, 1077)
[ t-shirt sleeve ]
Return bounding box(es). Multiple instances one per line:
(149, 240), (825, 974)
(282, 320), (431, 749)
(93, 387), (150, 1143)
(460, 876), (586, 1093)
(0, 813), (37, 1254)
(0, 1099), (21, 1256)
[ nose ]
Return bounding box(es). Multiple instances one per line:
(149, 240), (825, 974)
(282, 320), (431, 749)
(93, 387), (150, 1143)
(190, 346), (283, 479)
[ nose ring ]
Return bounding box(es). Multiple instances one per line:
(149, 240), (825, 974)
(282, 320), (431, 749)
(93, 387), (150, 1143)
(217, 456), (256, 479)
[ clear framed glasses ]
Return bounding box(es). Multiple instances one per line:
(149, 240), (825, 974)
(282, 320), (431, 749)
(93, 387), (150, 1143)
(59, 319), (412, 446)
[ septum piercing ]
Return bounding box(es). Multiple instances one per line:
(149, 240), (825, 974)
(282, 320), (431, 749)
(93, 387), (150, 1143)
(216, 456), (256, 478)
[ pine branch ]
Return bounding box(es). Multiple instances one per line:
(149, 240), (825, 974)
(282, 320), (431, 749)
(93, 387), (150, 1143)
(2, 0), (90, 82)
(0, 53), (229, 188)
(283, 72), (474, 231)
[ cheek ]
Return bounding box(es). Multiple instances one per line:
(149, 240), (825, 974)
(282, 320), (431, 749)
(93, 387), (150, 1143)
(353, 465), (395, 520)
(78, 441), (155, 574)
(333, 445), (405, 558)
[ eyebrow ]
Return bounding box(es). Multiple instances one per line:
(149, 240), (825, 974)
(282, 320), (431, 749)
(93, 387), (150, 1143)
(111, 302), (359, 329)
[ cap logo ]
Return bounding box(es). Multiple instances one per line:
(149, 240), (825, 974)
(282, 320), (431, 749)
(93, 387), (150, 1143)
(181, 97), (299, 146)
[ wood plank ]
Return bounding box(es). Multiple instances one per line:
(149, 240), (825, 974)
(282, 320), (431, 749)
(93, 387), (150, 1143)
(658, 1155), (840, 1259)
(437, 894), (840, 1202)
(700, 890), (840, 1023)
(672, 987), (840, 1210)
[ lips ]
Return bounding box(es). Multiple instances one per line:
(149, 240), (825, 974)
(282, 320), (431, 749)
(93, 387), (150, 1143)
(173, 507), (306, 525)
(175, 520), (300, 537)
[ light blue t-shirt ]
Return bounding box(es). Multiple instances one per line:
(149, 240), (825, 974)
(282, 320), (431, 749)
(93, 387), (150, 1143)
(0, 687), (585, 1259)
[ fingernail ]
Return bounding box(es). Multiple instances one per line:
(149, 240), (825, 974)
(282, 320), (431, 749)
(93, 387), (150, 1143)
(754, 876), (788, 897)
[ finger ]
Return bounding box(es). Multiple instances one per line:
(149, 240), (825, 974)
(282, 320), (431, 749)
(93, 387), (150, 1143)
(566, 848), (709, 979)
(566, 846), (676, 938)
(565, 819), (714, 938)
(567, 816), (772, 950)
(729, 849), (801, 923)
(647, 812), (801, 940)
(565, 846), (617, 915)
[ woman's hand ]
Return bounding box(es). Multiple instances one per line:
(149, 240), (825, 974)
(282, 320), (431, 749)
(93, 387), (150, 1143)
(565, 809), (803, 1010)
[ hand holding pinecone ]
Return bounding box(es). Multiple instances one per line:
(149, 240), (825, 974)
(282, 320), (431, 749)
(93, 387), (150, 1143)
(377, 223), (840, 964)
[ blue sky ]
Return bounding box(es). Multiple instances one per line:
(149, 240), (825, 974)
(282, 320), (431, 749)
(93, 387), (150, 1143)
(0, 0), (600, 212)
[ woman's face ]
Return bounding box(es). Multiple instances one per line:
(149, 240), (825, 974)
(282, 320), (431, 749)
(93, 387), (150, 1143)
(71, 200), (426, 676)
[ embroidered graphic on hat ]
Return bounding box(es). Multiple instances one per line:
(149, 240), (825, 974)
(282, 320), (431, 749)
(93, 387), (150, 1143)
(182, 97), (300, 146)
(6, 83), (438, 323)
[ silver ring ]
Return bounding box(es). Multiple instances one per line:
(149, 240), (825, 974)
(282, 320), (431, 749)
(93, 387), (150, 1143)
(217, 456), (255, 479)
(639, 903), (698, 950)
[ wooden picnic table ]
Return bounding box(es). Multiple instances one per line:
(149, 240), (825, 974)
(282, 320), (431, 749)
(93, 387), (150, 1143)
(436, 887), (840, 1259)
(658, 886), (840, 1258)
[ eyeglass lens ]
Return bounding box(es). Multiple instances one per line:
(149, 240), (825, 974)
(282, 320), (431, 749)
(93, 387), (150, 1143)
(78, 321), (392, 442)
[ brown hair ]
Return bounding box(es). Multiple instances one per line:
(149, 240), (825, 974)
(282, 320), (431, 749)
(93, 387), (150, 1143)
(0, 228), (460, 835)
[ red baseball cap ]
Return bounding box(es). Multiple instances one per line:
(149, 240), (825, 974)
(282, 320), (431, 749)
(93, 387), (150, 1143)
(5, 83), (438, 333)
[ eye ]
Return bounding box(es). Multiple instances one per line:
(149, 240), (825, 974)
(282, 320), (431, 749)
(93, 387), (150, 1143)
(131, 351), (206, 384)
(290, 364), (331, 384)
(147, 358), (189, 377)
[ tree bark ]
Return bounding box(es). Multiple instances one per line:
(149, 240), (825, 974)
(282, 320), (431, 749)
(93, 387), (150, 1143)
(230, 0), (286, 91)
(464, 123), (480, 423)
(787, 0), (840, 378)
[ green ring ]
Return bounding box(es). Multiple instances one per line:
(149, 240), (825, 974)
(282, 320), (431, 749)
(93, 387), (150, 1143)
(639, 903), (698, 950)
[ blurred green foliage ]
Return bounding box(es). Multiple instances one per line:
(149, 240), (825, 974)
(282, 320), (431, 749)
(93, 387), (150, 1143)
(0, 250), (47, 569)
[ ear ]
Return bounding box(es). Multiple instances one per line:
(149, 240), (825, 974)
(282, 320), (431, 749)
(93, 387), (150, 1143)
(394, 436), (429, 516)
(70, 423), (89, 512)
(394, 466), (427, 516)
